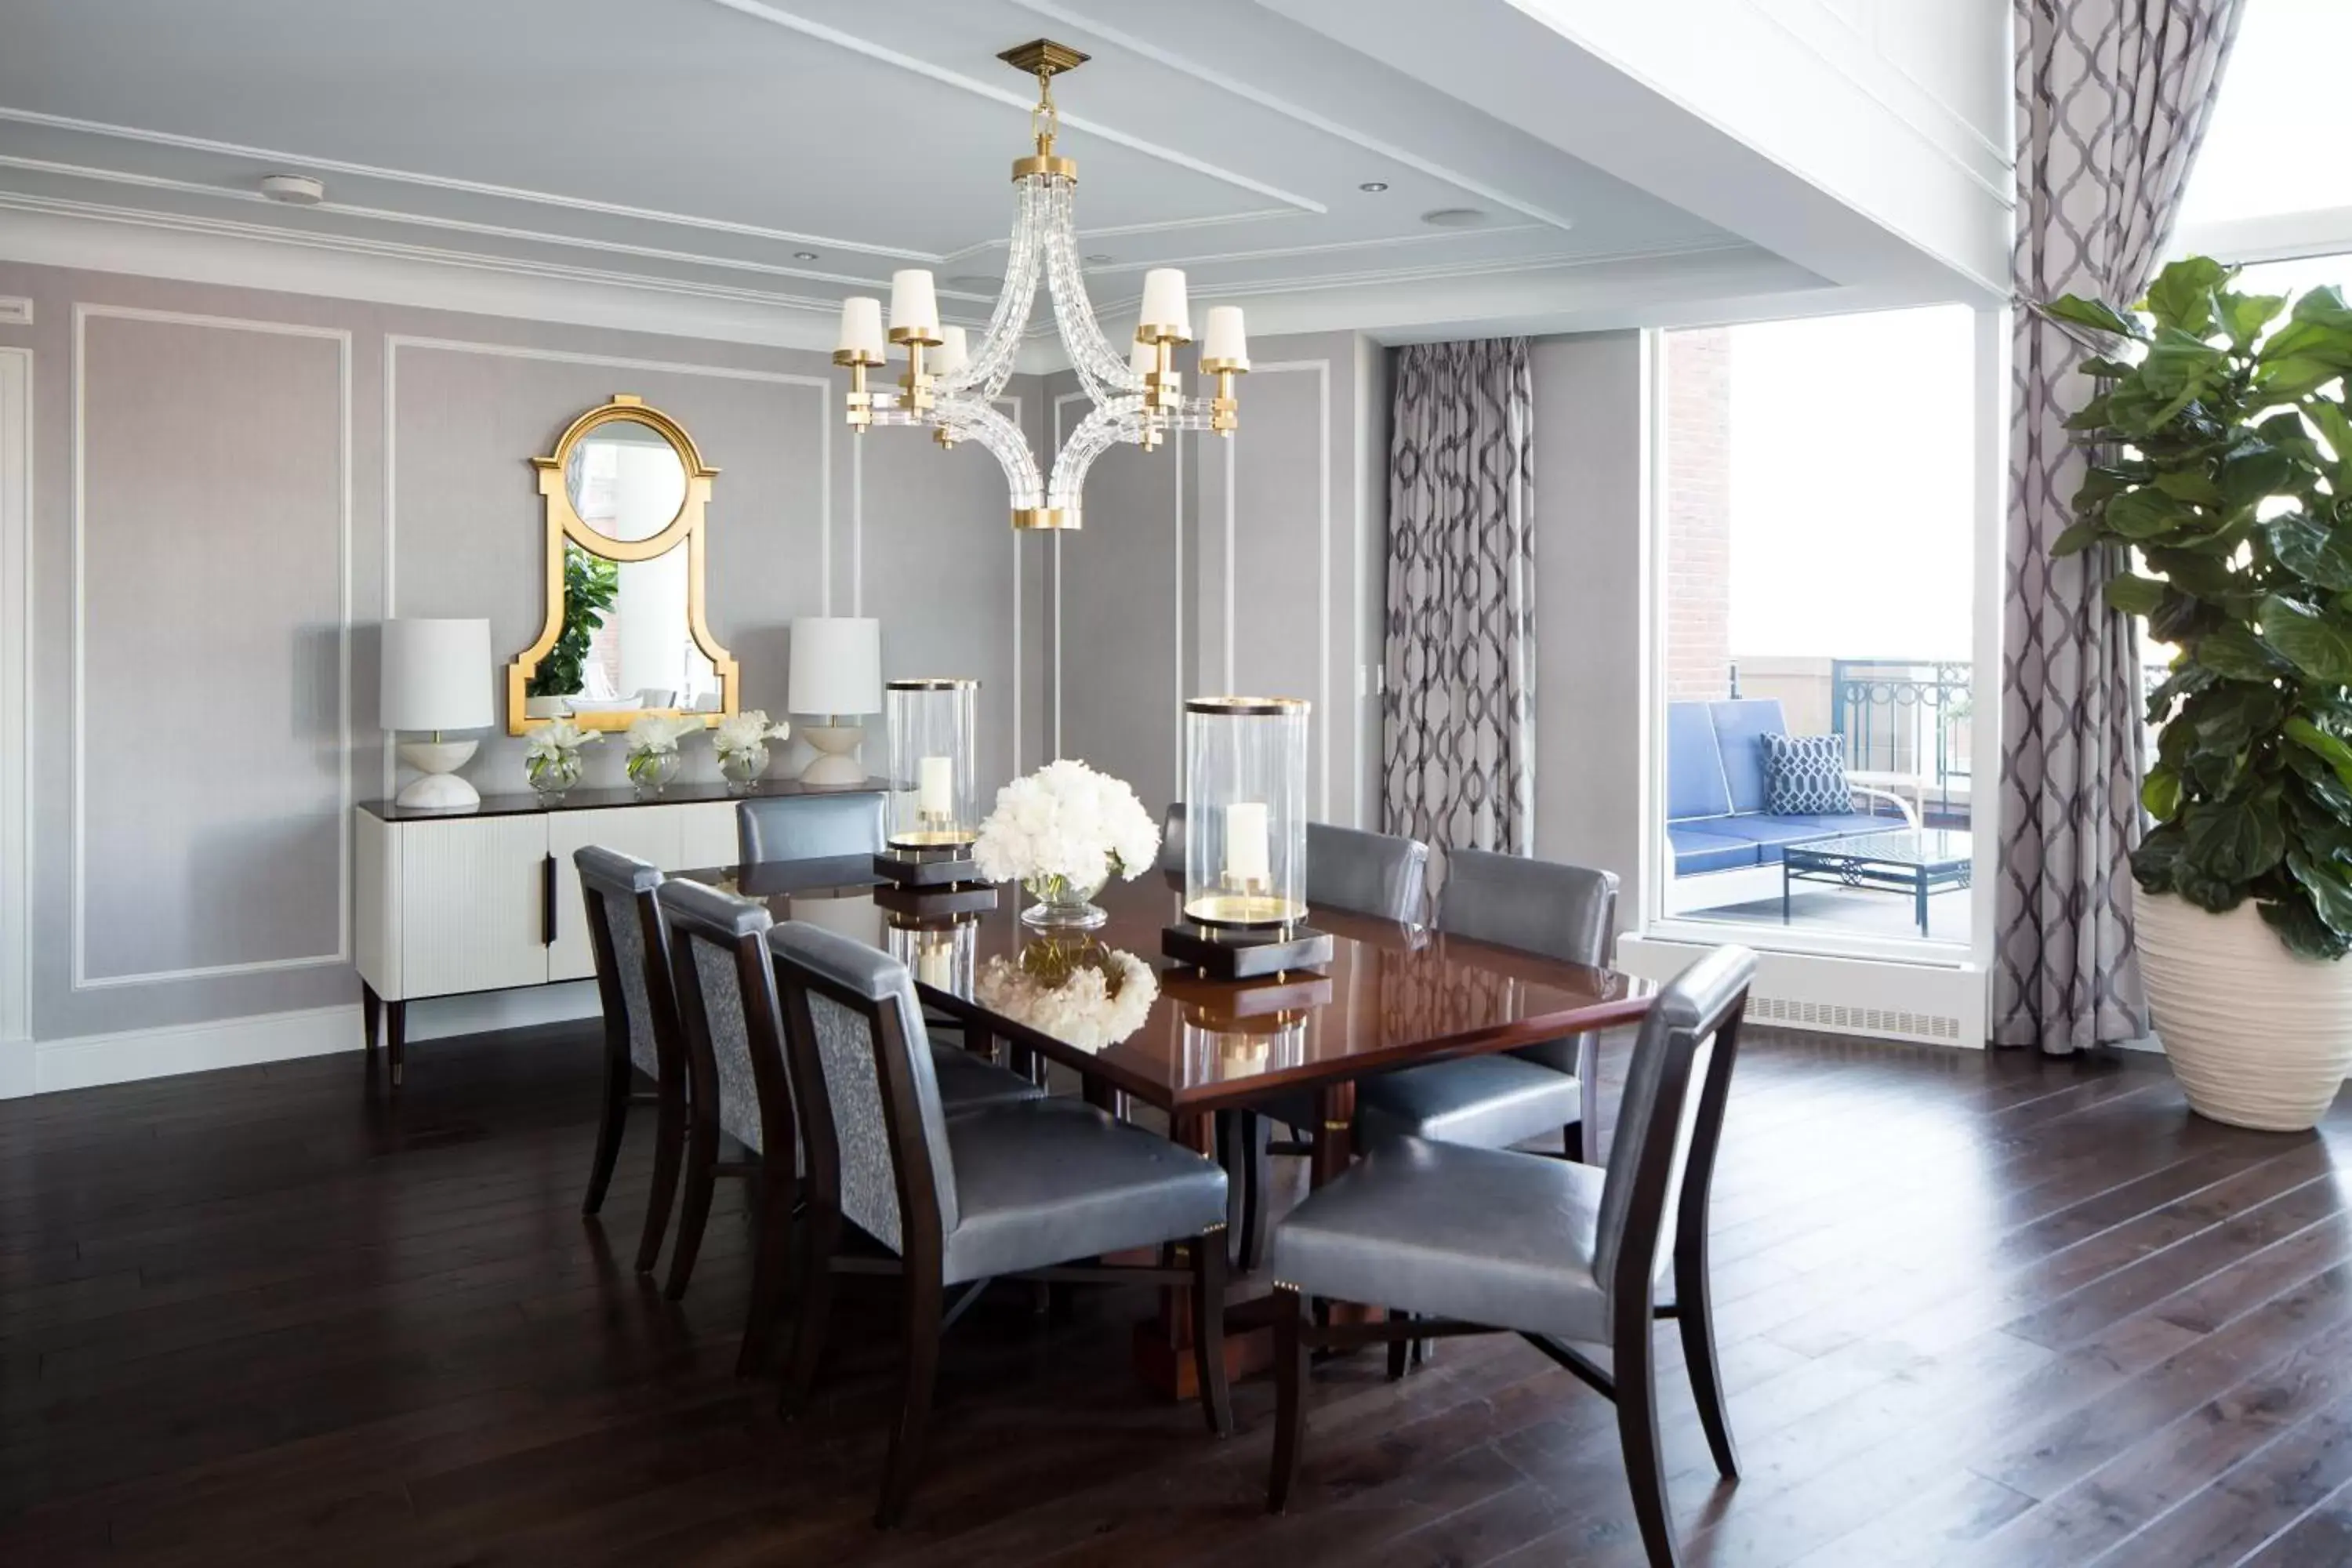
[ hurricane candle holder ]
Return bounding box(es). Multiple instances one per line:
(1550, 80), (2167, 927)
(1164, 695), (1329, 977)
(887, 912), (979, 997)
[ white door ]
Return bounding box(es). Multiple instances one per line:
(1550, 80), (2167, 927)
(546, 807), (684, 982)
(399, 815), (552, 997)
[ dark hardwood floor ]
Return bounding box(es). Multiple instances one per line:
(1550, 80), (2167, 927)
(6, 1020), (2352, 1566)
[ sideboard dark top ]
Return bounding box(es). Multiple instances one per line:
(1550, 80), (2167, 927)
(357, 776), (890, 822)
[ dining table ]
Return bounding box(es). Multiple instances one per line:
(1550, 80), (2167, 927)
(677, 856), (1655, 1396)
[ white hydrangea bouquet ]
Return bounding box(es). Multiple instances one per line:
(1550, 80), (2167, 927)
(971, 758), (1160, 931)
(711, 709), (789, 793)
(524, 717), (597, 804)
(975, 937), (1159, 1052)
(622, 713), (702, 797)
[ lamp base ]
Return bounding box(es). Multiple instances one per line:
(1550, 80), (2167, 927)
(394, 739), (481, 811)
(799, 724), (867, 786)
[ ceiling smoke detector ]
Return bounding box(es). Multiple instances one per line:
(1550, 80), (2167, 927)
(1418, 206), (1488, 228)
(259, 173), (326, 205)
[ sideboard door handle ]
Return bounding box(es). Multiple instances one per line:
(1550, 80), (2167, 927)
(542, 854), (557, 947)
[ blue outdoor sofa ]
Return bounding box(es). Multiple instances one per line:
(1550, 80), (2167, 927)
(1665, 698), (1916, 913)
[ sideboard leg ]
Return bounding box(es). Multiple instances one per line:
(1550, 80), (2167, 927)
(387, 999), (407, 1088)
(361, 982), (382, 1059)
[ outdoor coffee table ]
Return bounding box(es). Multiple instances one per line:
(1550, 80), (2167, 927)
(1780, 828), (1972, 937)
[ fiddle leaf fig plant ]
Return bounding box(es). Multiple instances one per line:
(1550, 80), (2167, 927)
(2049, 256), (2352, 960)
(525, 541), (619, 699)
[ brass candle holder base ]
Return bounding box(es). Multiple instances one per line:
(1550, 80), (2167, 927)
(874, 845), (984, 889)
(1160, 920), (1332, 980)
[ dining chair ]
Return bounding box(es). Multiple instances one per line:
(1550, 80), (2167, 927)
(1265, 944), (1756, 1568)
(737, 791), (887, 865)
(656, 877), (797, 1369)
(768, 920), (1232, 1526)
(575, 846), (690, 1276)
(1159, 801), (1186, 873)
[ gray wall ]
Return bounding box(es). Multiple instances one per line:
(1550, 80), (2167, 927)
(1530, 332), (1650, 929)
(0, 260), (1048, 1043)
(1036, 330), (1386, 831)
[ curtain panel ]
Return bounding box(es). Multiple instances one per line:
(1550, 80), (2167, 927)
(1381, 339), (1535, 887)
(1998, 0), (2245, 1053)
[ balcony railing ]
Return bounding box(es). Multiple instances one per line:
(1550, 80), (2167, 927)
(1829, 659), (1973, 821)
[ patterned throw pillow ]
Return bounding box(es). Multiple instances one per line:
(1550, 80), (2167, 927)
(1760, 733), (1851, 815)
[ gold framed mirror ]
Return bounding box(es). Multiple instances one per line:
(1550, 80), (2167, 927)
(506, 394), (740, 734)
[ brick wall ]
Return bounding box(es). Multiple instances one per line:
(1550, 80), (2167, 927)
(1663, 328), (1733, 702)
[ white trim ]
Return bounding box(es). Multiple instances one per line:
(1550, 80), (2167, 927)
(1621, 933), (1987, 1047)
(23, 1002), (361, 1097)
(2172, 207), (2352, 270)
(71, 304), (354, 990)
(1250, 361), (1335, 820)
(1053, 390), (1093, 760)
(1968, 303), (2009, 1024)
(0, 347), (30, 1046)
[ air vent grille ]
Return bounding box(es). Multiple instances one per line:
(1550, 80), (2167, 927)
(1748, 992), (1962, 1044)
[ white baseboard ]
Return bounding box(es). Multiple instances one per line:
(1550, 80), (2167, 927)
(1620, 935), (1988, 1048)
(27, 1003), (362, 1096)
(7, 982), (604, 1098)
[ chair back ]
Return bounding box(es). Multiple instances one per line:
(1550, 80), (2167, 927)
(1436, 848), (1617, 967)
(575, 846), (673, 1080)
(1160, 803), (1187, 873)
(737, 792), (886, 865)
(656, 880), (781, 1158)
(1305, 822), (1429, 924)
(768, 921), (960, 1256)
(1592, 945), (1753, 1303)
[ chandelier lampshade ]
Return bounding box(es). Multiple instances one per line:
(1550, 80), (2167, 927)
(827, 39), (1248, 529)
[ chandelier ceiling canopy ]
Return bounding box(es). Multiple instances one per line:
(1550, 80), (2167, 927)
(832, 39), (1249, 532)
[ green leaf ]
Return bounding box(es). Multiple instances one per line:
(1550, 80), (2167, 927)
(2286, 715), (2352, 793)
(2153, 470), (2227, 506)
(2131, 821), (2187, 892)
(2259, 593), (2352, 683)
(2259, 894), (2352, 959)
(2079, 356), (2137, 379)
(2045, 294), (2148, 340)
(2267, 513), (2352, 592)
(2188, 683), (2284, 755)
(2051, 518), (2104, 557)
(2216, 445), (2295, 510)
(2194, 622), (2287, 681)
(2287, 850), (2352, 937)
(2255, 356), (2343, 400)
(2183, 793), (2286, 882)
(2143, 258), (2232, 336)
(2222, 290), (2288, 348)
(2142, 765), (2183, 820)
(2105, 487), (2200, 540)
(2103, 574), (2169, 615)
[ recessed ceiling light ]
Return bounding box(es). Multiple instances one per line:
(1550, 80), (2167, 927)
(792, 250), (819, 260)
(1084, 253), (1113, 264)
(258, 173), (325, 205)
(1358, 181), (1389, 193)
(1419, 206), (1489, 228)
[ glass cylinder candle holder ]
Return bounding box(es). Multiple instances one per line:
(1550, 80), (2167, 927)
(884, 678), (978, 853)
(1181, 695), (1310, 929)
(887, 913), (978, 997)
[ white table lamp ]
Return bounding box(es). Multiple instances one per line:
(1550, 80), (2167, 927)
(383, 618), (494, 809)
(789, 617), (883, 786)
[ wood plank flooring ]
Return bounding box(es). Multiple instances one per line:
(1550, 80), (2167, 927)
(5, 1021), (2352, 1565)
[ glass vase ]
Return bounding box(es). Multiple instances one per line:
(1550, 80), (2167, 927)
(527, 750), (585, 806)
(719, 744), (768, 796)
(1020, 870), (1109, 931)
(626, 748), (682, 800)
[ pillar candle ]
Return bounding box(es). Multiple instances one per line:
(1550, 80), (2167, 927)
(917, 755), (954, 818)
(1224, 801), (1270, 884)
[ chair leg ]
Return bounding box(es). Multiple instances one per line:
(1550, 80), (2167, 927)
(1613, 1309), (1683, 1568)
(1219, 1111), (1271, 1271)
(582, 1053), (633, 1217)
(876, 1262), (946, 1528)
(1677, 1247), (1741, 1479)
(782, 1203), (841, 1417)
(1386, 1312), (1410, 1381)
(662, 1114), (719, 1301)
(735, 1165), (795, 1378)
(1268, 1285), (1307, 1513)
(1192, 1229), (1233, 1436)
(633, 1083), (686, 1274)
(1577, 1035), (1601, 1163)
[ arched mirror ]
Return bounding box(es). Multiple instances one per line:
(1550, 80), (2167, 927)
(506, 394), (740, 733)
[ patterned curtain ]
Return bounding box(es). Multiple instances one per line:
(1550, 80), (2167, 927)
(1998, 0), (2245, 1053)
(1382, 339), (1534, 889)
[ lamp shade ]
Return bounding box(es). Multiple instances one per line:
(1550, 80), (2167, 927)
(787, 617), (883, 716)
(837, 296), (884, 358)
(379, 618), (492, 732)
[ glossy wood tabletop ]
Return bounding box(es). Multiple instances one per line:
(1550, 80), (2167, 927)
(684, 864), (1653, 1114)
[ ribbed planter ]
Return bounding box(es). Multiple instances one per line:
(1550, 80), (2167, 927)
(2139, 891), (2352, 1132)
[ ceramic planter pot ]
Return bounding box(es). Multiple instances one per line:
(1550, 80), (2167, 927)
(2139, 891), (2352, 1131)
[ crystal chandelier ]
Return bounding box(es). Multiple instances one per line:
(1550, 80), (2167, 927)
(830, 39), (1250, 532)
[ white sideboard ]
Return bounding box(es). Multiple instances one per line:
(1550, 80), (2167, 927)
(353, 782), (879, 1083)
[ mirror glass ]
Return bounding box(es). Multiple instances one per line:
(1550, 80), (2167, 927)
(528, 418), (718, 711)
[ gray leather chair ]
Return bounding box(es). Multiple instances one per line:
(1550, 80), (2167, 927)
(769, 920), (1232, 1526)
(1265, 945), (1756, 1568)
(1355, 848), (1617, 1158)
(575, 847), (688, 1277)
(736, 791), (887, 865)
(1159, 802), (1187, 873)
